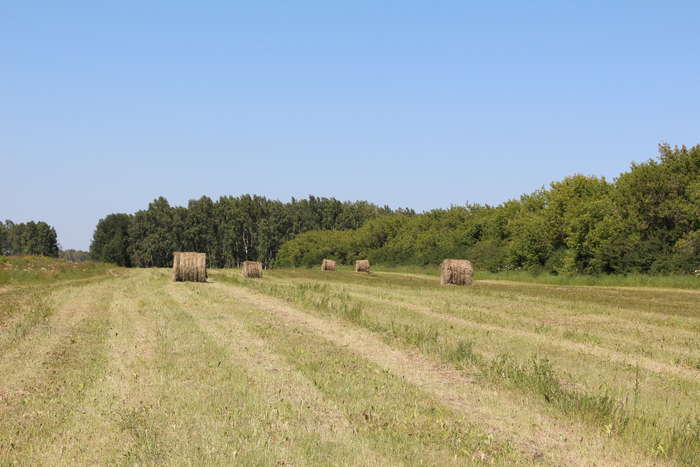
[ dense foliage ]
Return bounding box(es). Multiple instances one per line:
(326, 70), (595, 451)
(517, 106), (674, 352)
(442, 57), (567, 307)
(278, 144), (700, 274)
(0, 220), (59, 257)
(90, 195), (409, 267)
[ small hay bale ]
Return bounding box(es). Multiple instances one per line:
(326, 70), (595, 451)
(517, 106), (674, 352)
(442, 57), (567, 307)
(241, 260), (263, 278)
(440, 259), (473, 286)
(321, 259), (336, 271)
(355, 259), (370, 273)
(172, 252), (207, 282)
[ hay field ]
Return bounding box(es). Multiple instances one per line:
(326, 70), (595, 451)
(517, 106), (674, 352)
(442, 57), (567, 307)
(1, 265), (699, 465)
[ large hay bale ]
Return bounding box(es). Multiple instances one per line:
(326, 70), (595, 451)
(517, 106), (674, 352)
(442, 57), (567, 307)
(355, 259), (370, 273)
(440, 259), (473, 286)
(241, 260), (263, 278)
(173, 252), (207, 282)
(321, 259), (336, 271)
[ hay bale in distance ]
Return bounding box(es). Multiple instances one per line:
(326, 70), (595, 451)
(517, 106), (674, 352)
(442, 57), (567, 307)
(173, 252), (207, 282)
(241, 261), (263, 278)
(355, 259), (370, 273)
(440, 259), (473, 286)
(321, 259), (336, 271)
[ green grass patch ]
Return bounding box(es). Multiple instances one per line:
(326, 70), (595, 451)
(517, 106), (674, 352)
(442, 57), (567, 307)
(475, 270), (700, 289)
(0, 256), (117, 286)
(273, 264), (700, 290)
(0, 288), (53, 353)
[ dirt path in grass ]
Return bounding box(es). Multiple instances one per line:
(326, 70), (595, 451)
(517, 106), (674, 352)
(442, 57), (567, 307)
(213, 281), (661, 467)
(347, 291), (700, 381)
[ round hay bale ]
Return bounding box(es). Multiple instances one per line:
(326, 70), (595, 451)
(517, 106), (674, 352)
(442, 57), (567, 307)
(355, 259), (370, 273)
(241, 260), (263, 278)
(440, 259), (473, 286)
(321, 259), (336, 271)
(173, 252), (207, 282)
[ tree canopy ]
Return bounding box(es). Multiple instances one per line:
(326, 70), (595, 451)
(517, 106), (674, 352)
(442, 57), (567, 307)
(90, 195), (409, 268)
(89, 144), (699, 274)
(0, 220), (59, 257)
(278, 144), (700, 274)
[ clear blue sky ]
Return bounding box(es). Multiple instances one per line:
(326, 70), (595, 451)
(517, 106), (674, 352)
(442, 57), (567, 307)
(2, 1), (699, 250)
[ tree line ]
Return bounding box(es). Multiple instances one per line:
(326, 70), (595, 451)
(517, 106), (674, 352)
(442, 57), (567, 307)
(278, 144), (700, 274)
(90, 195), (411, 268)
(0, 220), (59, 257)
(59, 249), (91, 262)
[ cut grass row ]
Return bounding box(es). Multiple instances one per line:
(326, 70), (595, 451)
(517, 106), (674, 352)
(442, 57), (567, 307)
(1, 269), (521, 465)
(208, 278), (653, 465)
(213, 270), (700, 465)
(3, 266), (697, 465)
(170, 281), (521, 464)
(341, 288), (700, 373)
(310, 264), (700, 289)
(271, 269), (700, 371)
(0, 281), (115, 464)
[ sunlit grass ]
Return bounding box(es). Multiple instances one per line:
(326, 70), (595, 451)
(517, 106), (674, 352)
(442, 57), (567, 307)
(216, 269), (700, 465)
(0, 255), (116, 286)
(367, 264), (700, 289)
(3, 265), (698, 465)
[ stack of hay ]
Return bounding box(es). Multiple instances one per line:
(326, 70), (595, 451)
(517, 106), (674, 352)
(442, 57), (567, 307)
(440, 259), (473, 286)
(172, 252), (207, 282)
(355, 259), (370, 273)
(321, 259), (336, 271)
(241, 260), (263, 278)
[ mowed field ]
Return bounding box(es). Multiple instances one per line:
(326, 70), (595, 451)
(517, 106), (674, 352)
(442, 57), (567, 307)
(1, 264), (699, 465)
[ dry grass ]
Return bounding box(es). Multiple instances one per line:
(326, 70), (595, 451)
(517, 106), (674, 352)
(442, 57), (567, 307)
(2, 266), (698, 465)
(321, 259), (336, 271)
(216, 268), (700, 465)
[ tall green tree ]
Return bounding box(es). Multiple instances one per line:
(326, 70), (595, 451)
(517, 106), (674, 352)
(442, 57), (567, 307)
(1, 220), (59, 257)
(90, 213), (132, 266)
(127, 197), (181, 267)
(0, 222), (8, 255)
